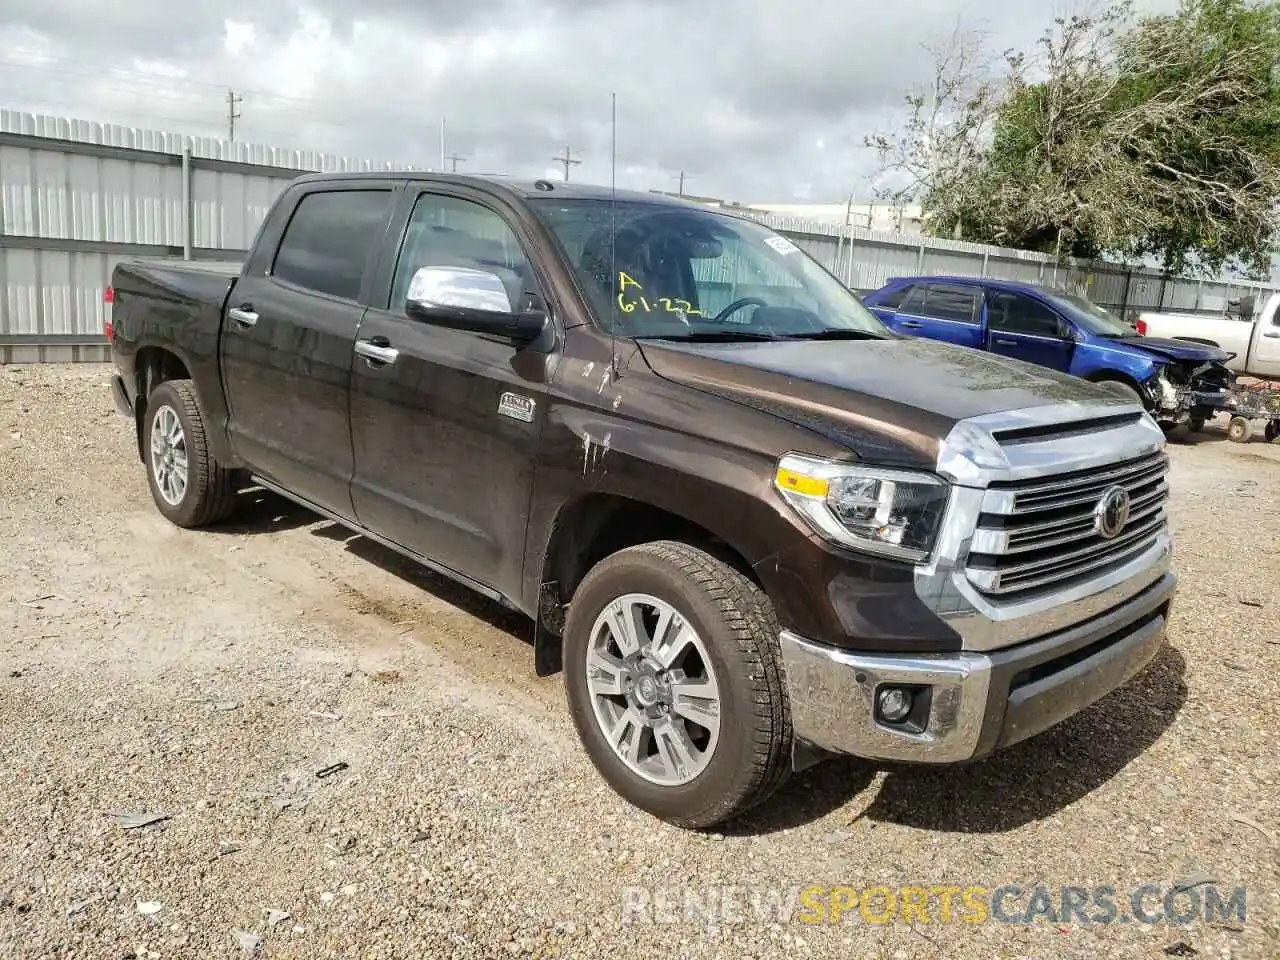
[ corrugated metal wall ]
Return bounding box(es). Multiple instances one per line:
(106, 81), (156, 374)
(1, 108), (1277, 363)
(0, 109), (424, 363)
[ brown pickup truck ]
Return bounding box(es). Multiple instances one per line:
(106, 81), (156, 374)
(106, 172), (1178, 828)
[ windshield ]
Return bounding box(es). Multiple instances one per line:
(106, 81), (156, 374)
(527, 198), (889, 340)
(1043, 291), (1135, 337)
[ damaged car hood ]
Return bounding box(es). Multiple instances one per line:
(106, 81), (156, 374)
(1109, 335), (1233, 363)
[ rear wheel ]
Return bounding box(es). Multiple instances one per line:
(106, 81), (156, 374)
(1188, 418), (1205, 433)
(1228, 416), (1253, 443)
(142, 379), (237, 527)
(563, 540), (792, 829)
(1266, 420), (1279, 444)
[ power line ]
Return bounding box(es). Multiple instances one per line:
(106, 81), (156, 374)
(226, 89), (242, 141)
(552, 143), (581, 182)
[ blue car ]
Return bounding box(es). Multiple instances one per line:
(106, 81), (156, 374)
(861, 276), (1234, 430)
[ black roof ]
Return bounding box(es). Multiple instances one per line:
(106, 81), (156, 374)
(290, 170), (698, 208)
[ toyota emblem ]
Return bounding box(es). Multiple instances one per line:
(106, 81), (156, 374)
(1093, 485), (1131, 540)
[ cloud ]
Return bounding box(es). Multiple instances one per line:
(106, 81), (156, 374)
(0, 0), (1184, 202)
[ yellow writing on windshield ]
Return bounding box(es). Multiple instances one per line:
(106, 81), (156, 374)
(616, 272), (702, 317)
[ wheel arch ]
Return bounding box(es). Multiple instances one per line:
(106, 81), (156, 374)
(1082, 369), (1153, 409)
(131, 346), (194, 462)
(533, 491), (766, 677)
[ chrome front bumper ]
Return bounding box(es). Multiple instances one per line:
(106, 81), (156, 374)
(779, 570), (1176, 764)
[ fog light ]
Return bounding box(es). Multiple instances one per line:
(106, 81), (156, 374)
(877, 686), (913, 723)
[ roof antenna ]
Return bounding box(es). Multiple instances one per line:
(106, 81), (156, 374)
(609, 91), (619, 378)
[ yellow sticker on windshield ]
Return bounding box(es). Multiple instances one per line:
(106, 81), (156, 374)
(617, 273), (702, 316)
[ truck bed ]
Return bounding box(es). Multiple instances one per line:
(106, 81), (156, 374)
(127, 257), (245, 277)
(114, 257), (243, 304)
(109, 257), (245, 403)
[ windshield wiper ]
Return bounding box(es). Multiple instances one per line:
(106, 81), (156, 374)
(638, 331), (780, 343)
(776, 329), (884, 341)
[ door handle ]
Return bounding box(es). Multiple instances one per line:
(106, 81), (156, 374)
(355, 338), (399, 365)
(1264, 332), (1280, 339)
(228, 306), (259, 327)
(899, 320), (921, 329)
(994, 338), (1016, 346)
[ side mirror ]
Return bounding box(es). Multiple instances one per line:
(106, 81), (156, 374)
(405, 265), (546, 344)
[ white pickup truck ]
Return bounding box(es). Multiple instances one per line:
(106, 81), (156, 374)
(1137, 292), (1280, 379)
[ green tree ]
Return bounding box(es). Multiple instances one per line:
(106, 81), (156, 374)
(868, 0), (1280, 278)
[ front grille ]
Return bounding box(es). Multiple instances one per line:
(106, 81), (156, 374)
(965, 450), (1169, 598)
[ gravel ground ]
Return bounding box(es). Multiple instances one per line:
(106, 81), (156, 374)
(1, 362), (1277, 960)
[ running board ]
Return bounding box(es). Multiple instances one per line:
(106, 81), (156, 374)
(248, 474), (522, 614)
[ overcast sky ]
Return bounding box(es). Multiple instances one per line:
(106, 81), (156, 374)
(0, 0), (1180, 202)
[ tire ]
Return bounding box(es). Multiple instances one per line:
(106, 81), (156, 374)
(1266, 420), (1279, 444)
(1188, 418), (1205, 433)
(142, 379), (237, 528)
(563, 540), (792, 829)
(1228, 416), (1253, 443)
(1095, 378), (1145, 406)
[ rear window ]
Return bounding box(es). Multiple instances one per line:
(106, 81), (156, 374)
(272, 189), (394, 301)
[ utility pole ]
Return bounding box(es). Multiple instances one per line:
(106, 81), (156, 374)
(226, 89), (242, 141)
(444, 152), (467, 172)
(674, 170), (691, 196)
(552, 144), (581, 182)
(440, 118), (446, 171)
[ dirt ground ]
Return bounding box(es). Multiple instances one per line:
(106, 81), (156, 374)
(1, 362), (1278, 960)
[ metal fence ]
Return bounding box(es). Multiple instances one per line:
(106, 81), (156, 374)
(1, 108), (1275, 363)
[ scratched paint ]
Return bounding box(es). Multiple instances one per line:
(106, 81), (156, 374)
(580, 431), (613, 478)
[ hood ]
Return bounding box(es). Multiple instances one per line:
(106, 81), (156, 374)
(1106, 335), (1232, 364)
(636, 335), (1124, 465)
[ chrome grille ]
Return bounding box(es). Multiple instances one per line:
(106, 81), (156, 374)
(965, 450), (1169, 598)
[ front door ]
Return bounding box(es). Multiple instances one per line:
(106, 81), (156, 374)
(986, 290), (1075, 372)
(347, 186), (552, 600)
(219, 183), (398, 518)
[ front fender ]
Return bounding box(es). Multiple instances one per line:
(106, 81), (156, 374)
(1071, 341), (1160, 384)
(523, 401), (813, 599)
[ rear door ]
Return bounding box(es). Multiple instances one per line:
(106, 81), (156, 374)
(347, 184), (554, 600)
(985, 289), (1075, 372)
(219, 181), (399, 518)
(888, 282), (985, 348)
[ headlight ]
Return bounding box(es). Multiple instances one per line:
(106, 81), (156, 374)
(773, 453), (950, 563)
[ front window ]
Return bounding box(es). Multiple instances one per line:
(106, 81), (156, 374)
(1043, 290), (1135, 337)
(528, 198), (889, 341)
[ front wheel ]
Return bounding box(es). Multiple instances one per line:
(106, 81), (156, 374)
(1095, 378), (1145, 406)
(1188, 418), (1205, 433)
(563, 541), (792, 829)
(1265, 420), (1279, 444)
(142, 379), (237, 527)
(1228, 416), (1253, 443)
